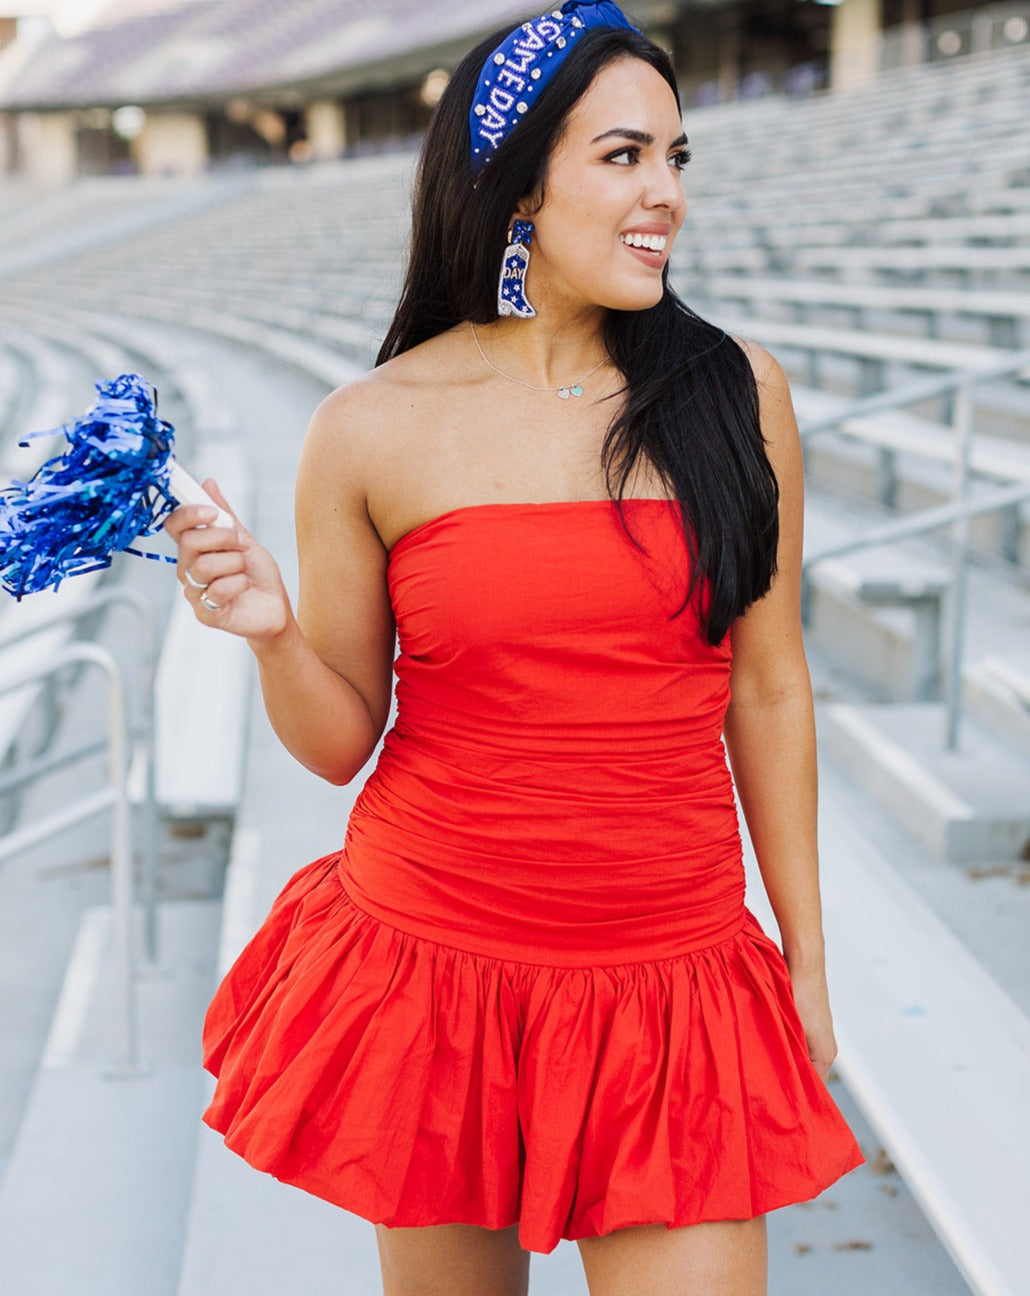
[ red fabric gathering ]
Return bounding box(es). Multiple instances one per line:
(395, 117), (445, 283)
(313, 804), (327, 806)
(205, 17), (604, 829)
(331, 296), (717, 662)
(201, 500), (864, 1254)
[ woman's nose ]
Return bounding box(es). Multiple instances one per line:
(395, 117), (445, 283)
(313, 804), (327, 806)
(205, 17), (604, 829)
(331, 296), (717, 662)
(644, 161), (686, 212)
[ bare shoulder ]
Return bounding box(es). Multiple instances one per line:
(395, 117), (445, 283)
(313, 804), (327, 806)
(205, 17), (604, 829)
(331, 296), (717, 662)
(301, 360), (418, 477)
(300, 328), (469, 510)
(732, 335), (791, 398)
(730, 335), (799, 456)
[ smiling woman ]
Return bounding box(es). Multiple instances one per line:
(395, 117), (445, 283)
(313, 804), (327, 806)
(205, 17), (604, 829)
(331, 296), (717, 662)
(162, 4), (865, 1295)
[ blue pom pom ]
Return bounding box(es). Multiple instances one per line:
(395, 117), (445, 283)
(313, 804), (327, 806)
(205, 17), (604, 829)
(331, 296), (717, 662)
(0, 373), (180, 599)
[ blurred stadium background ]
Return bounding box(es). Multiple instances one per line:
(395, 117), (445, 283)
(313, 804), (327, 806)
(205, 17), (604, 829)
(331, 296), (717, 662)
(1, 0), (1029, 178)
(0, 2), (1028, 1294)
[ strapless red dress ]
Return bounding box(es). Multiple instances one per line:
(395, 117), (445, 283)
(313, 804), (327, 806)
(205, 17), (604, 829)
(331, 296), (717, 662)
(201, 499), (864, 1253)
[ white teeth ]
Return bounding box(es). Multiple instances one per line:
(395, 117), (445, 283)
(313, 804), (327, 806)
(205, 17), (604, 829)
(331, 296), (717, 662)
(620, 233), (667, 251)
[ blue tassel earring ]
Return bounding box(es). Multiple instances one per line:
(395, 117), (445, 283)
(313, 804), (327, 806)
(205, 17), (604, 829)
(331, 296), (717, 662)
(497, 219), (536, 319)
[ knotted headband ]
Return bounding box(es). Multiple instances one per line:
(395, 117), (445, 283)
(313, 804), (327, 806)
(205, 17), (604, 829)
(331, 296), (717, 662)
(469, 1), (639, 173)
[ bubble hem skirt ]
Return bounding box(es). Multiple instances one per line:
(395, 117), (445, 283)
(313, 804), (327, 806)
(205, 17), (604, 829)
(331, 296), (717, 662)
(201, 852), (865, 1255)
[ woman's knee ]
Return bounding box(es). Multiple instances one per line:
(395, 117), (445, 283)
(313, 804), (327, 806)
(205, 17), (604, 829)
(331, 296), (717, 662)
(576, 1215), (767, 1296)
(374, 1221), (530, 1296)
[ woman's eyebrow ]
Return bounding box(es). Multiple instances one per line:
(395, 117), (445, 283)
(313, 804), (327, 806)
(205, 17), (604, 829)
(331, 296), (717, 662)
(591, 127), (689, 148)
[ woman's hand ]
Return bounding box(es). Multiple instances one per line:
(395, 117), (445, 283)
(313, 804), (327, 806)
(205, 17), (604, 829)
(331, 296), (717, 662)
(164, 478), (291, 643)
(788, 963), (839, 1085)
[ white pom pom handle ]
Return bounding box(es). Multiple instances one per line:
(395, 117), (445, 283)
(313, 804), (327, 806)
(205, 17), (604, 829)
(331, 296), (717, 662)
(168, 461), (235, 529)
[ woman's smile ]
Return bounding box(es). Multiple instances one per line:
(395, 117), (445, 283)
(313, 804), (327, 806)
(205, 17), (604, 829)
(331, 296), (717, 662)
(619, 222), (673, 266)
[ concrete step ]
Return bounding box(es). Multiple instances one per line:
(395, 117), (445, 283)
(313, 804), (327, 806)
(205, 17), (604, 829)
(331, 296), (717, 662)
(963, 655), (1030, 761)
(177, 1110), (377, 1296)
(821, 701), (1030, 863)
(803, 506), (950, 703)
(0, 899), (220, 1296)
(743, 767), (1030, 1296)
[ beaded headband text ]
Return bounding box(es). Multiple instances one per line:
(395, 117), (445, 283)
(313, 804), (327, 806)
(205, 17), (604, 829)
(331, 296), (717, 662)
(469, 1), (638, 174)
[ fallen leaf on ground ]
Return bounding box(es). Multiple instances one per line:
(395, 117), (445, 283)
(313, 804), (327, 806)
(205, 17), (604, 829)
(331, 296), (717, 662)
(870, 1146), (896, 1176)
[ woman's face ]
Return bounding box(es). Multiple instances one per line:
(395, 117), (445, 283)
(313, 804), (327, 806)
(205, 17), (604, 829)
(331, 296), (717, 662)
(522, 56), (689, 316)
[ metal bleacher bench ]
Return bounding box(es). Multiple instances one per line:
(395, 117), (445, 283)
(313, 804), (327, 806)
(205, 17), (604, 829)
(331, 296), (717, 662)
(791, 382), (1030, 567)
(807, 554), (948, 701)
(687, 312), (1010, 393)
(791, 243), (1030, 283)
(695, 275), (1030, 348)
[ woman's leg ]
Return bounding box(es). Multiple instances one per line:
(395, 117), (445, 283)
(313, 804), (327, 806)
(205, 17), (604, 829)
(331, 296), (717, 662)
(576, 1216), (767, 1296)
(374, 1222), (530, 1296)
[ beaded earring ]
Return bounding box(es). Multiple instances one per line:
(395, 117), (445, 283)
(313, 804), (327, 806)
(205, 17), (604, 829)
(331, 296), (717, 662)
(497, 219), (536, 319)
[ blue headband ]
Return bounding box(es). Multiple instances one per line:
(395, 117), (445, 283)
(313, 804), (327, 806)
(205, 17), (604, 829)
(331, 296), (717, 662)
(469, 2), (639, 174)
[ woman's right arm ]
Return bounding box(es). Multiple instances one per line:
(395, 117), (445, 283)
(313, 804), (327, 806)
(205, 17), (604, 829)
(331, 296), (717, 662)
(164, 384), (396, 786)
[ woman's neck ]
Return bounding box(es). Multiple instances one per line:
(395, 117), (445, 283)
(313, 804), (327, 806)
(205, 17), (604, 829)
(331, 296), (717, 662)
(470, 310), (609, 390)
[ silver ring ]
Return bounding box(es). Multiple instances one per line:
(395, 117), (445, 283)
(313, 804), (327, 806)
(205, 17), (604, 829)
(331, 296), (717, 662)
(184, 568), (207, 591)
(200, 594), (221, 612)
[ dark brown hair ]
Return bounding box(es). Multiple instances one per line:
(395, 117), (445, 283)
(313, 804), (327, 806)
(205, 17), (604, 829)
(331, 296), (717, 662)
(378, 24), (778, 644)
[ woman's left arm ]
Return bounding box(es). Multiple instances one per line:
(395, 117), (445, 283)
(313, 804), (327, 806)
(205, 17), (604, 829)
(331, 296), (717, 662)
(722, 340), (838, 1083)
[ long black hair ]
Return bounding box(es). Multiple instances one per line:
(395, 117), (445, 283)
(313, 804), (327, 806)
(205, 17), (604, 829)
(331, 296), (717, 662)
(377, 22), (779, 646)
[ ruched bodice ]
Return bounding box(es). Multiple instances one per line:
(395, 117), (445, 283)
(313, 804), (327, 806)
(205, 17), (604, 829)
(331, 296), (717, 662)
(201, 497), (865, 1254)
(342, 499), (745, 962)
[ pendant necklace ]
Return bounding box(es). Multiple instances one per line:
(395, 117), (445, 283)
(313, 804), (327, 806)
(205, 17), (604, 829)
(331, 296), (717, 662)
(470, 322), (611, 400)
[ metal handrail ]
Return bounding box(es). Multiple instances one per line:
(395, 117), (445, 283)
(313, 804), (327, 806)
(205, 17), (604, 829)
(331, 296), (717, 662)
(798, 353), (1030, 749)
(0, 643), (143, 1076)
(0, 587), (160, 960)
(802, 479), (1030, 565)
(797, 347), (1030, 440)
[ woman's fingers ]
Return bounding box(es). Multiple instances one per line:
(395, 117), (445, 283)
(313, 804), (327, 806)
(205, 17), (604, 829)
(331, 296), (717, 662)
(166, 499), (240, 569)
(174, 525), (240, 593)
(191, 571), (252, 620)
(164, 476), (240, 544)
(165, 482), (289, 639)
(180, 547), (247, 589)
(179, 542), (245, 611)
(199, 476), (238, 524)
(164, 502), (218, 542)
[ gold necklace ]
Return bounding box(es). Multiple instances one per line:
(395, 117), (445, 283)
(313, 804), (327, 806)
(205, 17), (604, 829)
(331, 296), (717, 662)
(470, 323), (611, 399)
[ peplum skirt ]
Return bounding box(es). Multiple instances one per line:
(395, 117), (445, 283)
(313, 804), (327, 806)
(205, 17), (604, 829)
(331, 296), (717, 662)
(201, 847), (865, 1254)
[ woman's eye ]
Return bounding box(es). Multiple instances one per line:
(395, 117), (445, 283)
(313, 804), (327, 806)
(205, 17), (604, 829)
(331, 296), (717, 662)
(669, 148), (692, 171)
(606, 148), (638, 165)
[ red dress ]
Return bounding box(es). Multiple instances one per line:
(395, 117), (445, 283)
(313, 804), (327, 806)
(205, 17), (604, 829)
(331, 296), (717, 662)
(202, 498), (865, 1253)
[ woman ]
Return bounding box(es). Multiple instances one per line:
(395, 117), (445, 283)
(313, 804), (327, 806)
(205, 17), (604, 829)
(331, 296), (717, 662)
(166, 4), (864, 1293)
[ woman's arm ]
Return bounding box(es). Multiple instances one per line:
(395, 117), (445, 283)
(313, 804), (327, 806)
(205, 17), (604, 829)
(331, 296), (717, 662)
(165, 382), (396, 786)
(722, 340), (837, 1080)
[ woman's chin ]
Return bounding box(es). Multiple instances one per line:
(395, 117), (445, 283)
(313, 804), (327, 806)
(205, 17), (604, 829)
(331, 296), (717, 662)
(600, 283), (666, 313)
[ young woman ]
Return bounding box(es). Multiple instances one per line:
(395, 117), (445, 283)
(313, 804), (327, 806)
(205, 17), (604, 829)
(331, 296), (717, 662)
(166, 4), (865, 1293)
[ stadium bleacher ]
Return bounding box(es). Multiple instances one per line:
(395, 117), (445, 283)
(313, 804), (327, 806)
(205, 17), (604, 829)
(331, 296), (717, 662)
(0, 27), (1028, 1296)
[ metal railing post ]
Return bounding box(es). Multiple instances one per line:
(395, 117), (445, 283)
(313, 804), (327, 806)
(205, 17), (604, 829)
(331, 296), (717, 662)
(796, 347), (1030, 750)
(92, 645), (140, 1076)
(0, 588), (160, 962)
(0, 644), (144, 1075)
(944, 380), (974, 751)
